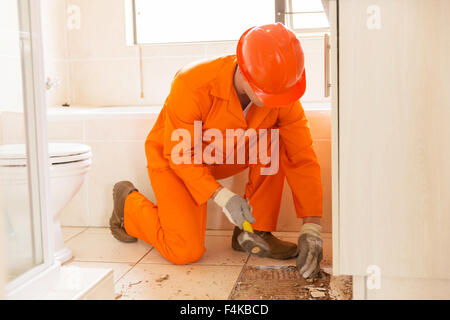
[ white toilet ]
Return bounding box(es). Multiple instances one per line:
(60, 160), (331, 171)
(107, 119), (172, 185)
(0, 143), (92, 264)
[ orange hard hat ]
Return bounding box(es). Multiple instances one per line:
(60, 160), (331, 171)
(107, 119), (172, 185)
(236, 23), (306, 107)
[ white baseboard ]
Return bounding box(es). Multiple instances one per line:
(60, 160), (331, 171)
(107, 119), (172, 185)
(353, 275), (450, 300)
(43, 266), (114, 300)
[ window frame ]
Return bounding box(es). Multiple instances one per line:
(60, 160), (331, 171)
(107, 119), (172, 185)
(283, 0), (330, 34)
(125, 0), (329, 46)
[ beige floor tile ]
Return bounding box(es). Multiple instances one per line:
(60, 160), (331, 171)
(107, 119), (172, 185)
(82, 227), (112, 234)
(62, 227), (87, 242)
(140, 235), (249, 266)
(65, 229), (152, 263)
(66, 261), (134, 283)
(115, 264), (243, 300)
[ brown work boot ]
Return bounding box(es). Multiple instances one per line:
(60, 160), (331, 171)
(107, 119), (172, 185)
(110, 181), (139, 243)
(232, 226), (297, 260)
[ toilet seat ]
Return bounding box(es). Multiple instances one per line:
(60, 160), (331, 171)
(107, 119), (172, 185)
(0, 143), (92, 167)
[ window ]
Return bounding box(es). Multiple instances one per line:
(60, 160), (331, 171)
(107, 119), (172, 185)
(132, 0), (274, 44)
(285, 0), (329, 33)
(128, 0), (329, 45)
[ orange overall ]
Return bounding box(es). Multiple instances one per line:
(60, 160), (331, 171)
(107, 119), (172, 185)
(124, 55), (323, 265)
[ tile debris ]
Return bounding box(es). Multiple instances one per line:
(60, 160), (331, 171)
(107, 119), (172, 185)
(310, 291), (326, 298)
(229, 265), (352, 300)
(156, 274), (170, 283)
(128, 280), (142, 288)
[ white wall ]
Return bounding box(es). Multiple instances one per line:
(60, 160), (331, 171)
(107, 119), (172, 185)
(0, 0), (24, 112)
(41, 0), (330, 107)
(40, 0), (70, 107)
(0, 0), (22, 298)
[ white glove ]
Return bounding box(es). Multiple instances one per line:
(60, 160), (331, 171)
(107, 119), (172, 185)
(296, 223), (323, 279)
(213, 188), (255, 228)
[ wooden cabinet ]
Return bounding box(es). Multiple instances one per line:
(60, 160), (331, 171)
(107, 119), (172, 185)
(328, 0), (450, 298)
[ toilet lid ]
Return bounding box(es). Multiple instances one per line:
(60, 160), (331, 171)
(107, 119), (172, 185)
(0, 143), (92, 166)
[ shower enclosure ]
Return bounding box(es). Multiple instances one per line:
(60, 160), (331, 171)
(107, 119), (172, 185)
(0, 0), (58, 298)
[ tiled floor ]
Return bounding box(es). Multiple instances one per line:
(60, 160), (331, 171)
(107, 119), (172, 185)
(62, 227), (332, 300)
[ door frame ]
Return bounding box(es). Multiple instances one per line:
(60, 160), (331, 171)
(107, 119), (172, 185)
(328, 0), (342, 276)
(6, 0), (60, 299)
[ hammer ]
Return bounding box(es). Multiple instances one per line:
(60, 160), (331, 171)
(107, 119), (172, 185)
(237, 220), (270, 257)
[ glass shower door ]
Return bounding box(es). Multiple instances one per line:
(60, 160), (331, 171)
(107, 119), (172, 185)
(0, 0), (53, 293)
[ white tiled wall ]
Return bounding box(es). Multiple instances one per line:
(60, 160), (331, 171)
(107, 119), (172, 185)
(45, 113), (158, 227)
(1, 105), (330, 232)
(0, 1), (24, 113)
(40, 0), (70, 107)
(46, 108), (331, 232)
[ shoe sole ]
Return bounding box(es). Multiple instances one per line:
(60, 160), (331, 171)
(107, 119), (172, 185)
(232, 245), (297, 260)
(111, 182), (139, 243)
(232, 235), (298, 260)
(109, 214), (138, 243)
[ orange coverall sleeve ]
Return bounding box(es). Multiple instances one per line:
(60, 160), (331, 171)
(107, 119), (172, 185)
(163, 76), (221, 206)
(277, 101), (323, 218)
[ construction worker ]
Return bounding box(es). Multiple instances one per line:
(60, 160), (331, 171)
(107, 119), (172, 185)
(110, 23), (323, 279)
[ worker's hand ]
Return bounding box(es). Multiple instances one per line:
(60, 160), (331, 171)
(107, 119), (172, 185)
(213, 187), (255, 228)
(296, 223), (323, 279)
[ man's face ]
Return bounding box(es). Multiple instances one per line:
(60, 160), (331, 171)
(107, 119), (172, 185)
(238, 69), (265, 107)
(244, 83), (264, 107)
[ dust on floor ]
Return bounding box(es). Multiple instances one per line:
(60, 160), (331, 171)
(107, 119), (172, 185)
(229, 266), (352, 300)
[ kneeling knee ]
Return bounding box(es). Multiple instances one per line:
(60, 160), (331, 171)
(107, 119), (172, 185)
(168, 245), (205, 265)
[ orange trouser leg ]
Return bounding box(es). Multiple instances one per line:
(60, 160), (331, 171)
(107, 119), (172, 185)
(123, 168), (207, 265)
(242, 130), (286, 232)
(210, 161), (286, 232)
(244, 161), (285, 232)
